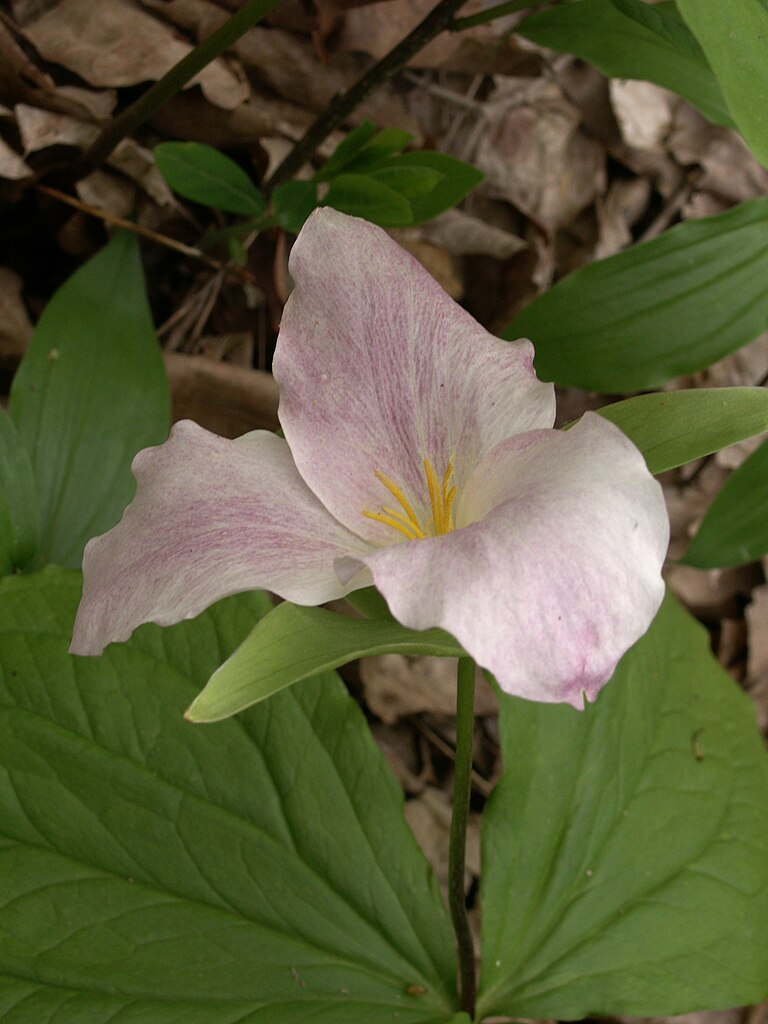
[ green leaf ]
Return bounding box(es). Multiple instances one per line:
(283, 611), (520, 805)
(315, 120), (379, 181)
(610, 0), (707, 62)
(0, 409), (38, 576)
(516, 0), (733, 128)
(324, 174), (414, 227)
(597, 387), (768, 474)
(0, 569), (458, 1023)
(187, 601), (462, 722)
(385, 152), (484, 224)
(676, 0), (768, 165)
(317, 124), (414, 181)
(477, 593), (768, 1019)
(155, 141), (266, 216)
(272, 179), (319, 233)
(368, 165), (445, 200)
(9, 232), (170, 568)
(506, 197), (768, 391)
(681, 436), (768, 568)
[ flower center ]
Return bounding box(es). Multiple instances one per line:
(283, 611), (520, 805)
(363, 459), (457, 541)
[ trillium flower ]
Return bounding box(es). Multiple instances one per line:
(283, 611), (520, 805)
(71, 208), (668, 707)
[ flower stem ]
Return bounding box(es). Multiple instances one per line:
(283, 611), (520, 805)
(449, 656), (477, 1017)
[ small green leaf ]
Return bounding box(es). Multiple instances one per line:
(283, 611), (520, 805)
(597, 387), (768, 474)
(0, 569), (458, 1023)
(186, 601), (462, 722)
(315, 120), (379, 180)
(506, 197), (768, 391)
(368, 165), (445, 199)
(0, 409), (38, 576)
(386, 152), (484, 224)
(517, 0), (733, 127)
(272, 179), (318, 233)
(324, 174), (413, 227)
(681, 436), (768, 568)
(477, 593), (768, 1019)
(676, 0), (768, 165)
(318, 125), (414, 181)
(9, 232), (170, 568)
(155, 141), (265, 216)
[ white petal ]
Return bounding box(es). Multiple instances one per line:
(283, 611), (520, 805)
(357, 415), (668, 705)
(71, 422), (370, 655)
(274, 208), (555, 544)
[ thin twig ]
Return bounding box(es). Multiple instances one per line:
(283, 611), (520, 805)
(74, 0), (280, 177)
(264, 0), (472, 190)
(36, 184), (258, 286)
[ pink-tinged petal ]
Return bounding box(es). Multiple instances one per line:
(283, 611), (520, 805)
(356, 414), (668, 706)
(70, 421), (371, 656)
(274, 208), (555, 543)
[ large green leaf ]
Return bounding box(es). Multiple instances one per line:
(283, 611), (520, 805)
(676, 0), (768, 165)
(516, 0), (733, 128)
(0, 569), (457, 1023)
(0, 410), (38, 576)
(681, 435), (768, 568)
(155, 142), (266, 216)
(187, 601), (462, 722)
(477, 593), (768, 1019)
(598, 387), (768, 473)
(506, 198), (768, 391)
(9, 232), (170, 568)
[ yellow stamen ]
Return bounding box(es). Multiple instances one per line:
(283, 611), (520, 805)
(365, 457), (457, 541)
(374, 470), (423, 533)
(362, 509), (422, 541)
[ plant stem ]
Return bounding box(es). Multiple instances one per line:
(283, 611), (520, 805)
(449, 0), (548, 31)
(449, 656), (477, 1017)
(263, 0), (470, 190)
(75, 0), (280, 175)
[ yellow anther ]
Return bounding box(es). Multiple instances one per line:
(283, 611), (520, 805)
(365, 458), (457, 541)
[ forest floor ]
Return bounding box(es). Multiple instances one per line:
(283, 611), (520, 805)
(1, 3), (766, 1022)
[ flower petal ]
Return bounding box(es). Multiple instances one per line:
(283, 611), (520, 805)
(274, 208), (555, 544)
(357, 414), (669, 706)
(71, 421), (371, 655)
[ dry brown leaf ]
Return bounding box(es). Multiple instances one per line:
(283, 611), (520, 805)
(413, 208), (527, 260)
(0, 137), (32, 180)
(0, 267), (33, 365)
(22, 0), (248, 110)
(594, 176), (651, 259)
(360, 655), (498, 725)
(404, 786), (481, 893)
(609, 79), (674, 153)
(164, 351), (279, 438)
(669, 105), (768, 205)
(746, 586), (768, 687)
(474, 78), (605, 235)
(76, 169), (137, 217)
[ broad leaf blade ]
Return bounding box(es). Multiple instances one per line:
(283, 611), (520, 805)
(0, 409), (38, 576)
(0, 569), (457, 1023)
(324, 174), (413, 227)
(506, 197), (768, 391)
(517, 0), (733, 127)
(598, 387), (768, 473)
(187, 601), (462, 722)
(9, 232), (170, 568)
(387, 152), (484, 224)
(681, 435), (768, 568)
(676, 0), (768, 165)
(477, 593), (768, 1019)
(155, 142), (265, 216)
